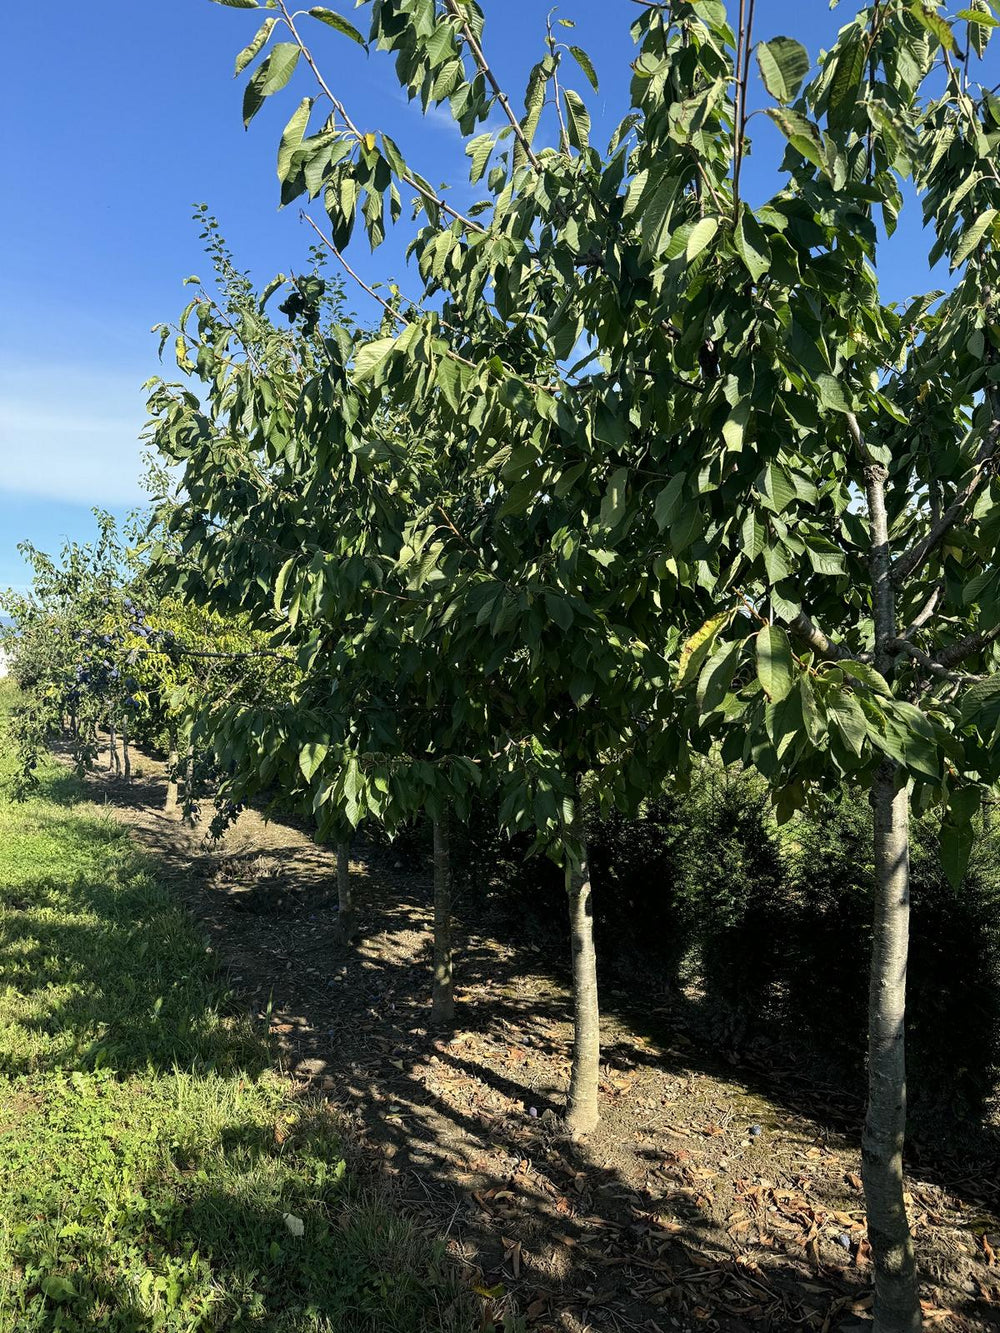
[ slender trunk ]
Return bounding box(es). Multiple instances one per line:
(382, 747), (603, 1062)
(165, 725), (179, 817)
(565, 817), (601, 1137)
(108, 723), (120, 777)
(337, 841), (358, 943)
(863, 451), (921, 1333)
(431, 810), (454, 1028)
(864, 767), (920, 1332)
(183, 742), (195, 825)
(121, 721), (131, 783)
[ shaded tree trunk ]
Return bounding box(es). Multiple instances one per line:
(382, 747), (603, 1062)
(337, 841), (358, 943)
(108, 723), (121, 777)
(121, 721), (131, 783)
(863, 452), (921, 1333)
(182, 741), (196, 825)
(864, 766), (920, 1333)
(565, 820), (600, 1137)
(165, 736), (180, 817)
(431, 810), (454, 1028)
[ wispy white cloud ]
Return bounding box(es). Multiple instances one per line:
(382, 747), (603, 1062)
(0, 363), (149, 506)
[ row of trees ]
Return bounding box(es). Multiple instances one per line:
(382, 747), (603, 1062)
(6, 2), (1000, 1329)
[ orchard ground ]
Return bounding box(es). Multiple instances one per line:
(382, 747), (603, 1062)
(27, 722), (1000, 1332)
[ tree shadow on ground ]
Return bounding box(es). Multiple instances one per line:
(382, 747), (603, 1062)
(72, 746), (1000, 1331)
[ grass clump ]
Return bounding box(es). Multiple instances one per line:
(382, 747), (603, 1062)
(0, 744), (480, 1332)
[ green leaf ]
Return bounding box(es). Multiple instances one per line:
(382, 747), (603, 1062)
(299, 742), (329, 782)
(697, 637), (744, 712)
(766, 108), (824, 168)
(756, 625), (794, 702)
(827, 33), (867, 124)
(816, 373), (851, 413)
(545, 591), (573, 632)
(274, 556), (295, 614)
(910, 1), (957, 50)
(563, 88), (591, 150)
(567, 45), (599, 91)
(234, 17), (277, 74)
(959, 676), (1000, 724)
(41, 1276), (77, 1303)
(940, 820), (974, 889)
(352, 335), (397, 382)
(654, 475), (685, 532)
(953, 209), (998, 269)
(308, 7), (367, 45)
(839, 660), (891, 696)
(243, 43), (301, 127)
(960, 1), (997, 57)
(765, 461), (796, 512)
(599, 467), (629, 532)
(277, 98), (313, 183)
(733, 213), (770, 281)
(756, 37), (810, 103)
(680, 609), (732, 688)
(827, 689), (868, 755)
(686, 216), (719, 262)
(213, 0), (260, 7)
(742, 511), (766, 560)
(803, 534), (847, 576)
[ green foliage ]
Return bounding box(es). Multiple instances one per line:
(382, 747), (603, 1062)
(174, 0), (1000, 881)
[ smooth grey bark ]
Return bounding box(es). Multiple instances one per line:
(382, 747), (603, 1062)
(864, 767), (920, 1333)
(565, 827), (600, 1137)
(337, 841), (358, 944)
(431, 810), (455, 1028)
(863, 454), (921, 1333)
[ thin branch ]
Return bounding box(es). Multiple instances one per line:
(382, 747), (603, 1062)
(893, 414), (1000, 586)
(547, 16), (571, 158)
(934, 622), (1000, 670)
(786, 610), (851, 661)
(277, 0), (487, 237)
(732, 0), (756, 209)
(902, 580), (944, 640)
(885, 637), (986, 684)
(443, 0), (542, 171)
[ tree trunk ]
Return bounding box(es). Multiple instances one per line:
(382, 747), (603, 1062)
(165, 750), (179, 816)
(864, 765), (920, 1333)
(862, 451), (921, 1333)
(337, 841), (358, 943)
(182, 741), (196, 825)
(431, 810), (455, 1028)
(565, 826), (601, 1137)
(108, 723), (120, 777)
(121, 721), (131, 783)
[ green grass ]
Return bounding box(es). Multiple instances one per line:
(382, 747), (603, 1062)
(0, 714), (481, 1332)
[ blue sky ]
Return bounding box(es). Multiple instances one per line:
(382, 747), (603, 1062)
(0, 0), (961, 590)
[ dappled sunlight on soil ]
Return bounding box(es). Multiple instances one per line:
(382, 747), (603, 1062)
(78, 744), (1000, 1333)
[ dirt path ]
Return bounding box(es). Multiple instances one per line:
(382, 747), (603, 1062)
(80, 749), (1000, 1332)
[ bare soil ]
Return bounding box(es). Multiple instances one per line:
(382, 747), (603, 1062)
(76, 747), (1000, 1333)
